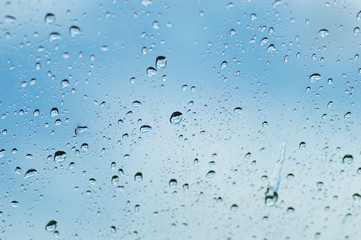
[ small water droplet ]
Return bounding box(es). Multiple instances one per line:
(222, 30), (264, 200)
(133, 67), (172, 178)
(147, 67), (157, 76)
(156, 56), (167, 70)
(54, 151), (66, 163)
(265, 191), (278, 207)
(234, 107), (243, 114)
(134, 172), (143, 182)
(140, 125), (152, 133)
(342, 154), (353, 165)
(75, 126), (88, 135)
(299, 142), (306, 150)
(353, 193), (361, 202)
(111, 176), (119, 185)
(230, 204), (239, 212)
(132, 101), (142, 107)
(309, 73), (321, 82)
(344, 112), (351, 119)
(4, 15), (16, 24)
(69, 26), (81, 37)
(262, 121), (268, 127)
(24, 169), (38, 179)
(50, 108), (59, 117)
(169, 179), (177, 188)
(44, 13), (55, 25)
(49, 32), (61, 41)
(221, 61), (227, 69)
(287, 207), (295, 214)
(45, 220), (57, 232)
(206, 170), (216, 178)
(318, 29), (329, 37)
(170, 111), (183, 125)
(11, 201), (19, 207)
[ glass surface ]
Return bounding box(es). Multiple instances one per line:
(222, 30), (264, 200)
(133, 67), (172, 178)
(1, 0), (361, 239)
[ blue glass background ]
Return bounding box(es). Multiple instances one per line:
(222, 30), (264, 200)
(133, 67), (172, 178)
(1, 0), (361, 239)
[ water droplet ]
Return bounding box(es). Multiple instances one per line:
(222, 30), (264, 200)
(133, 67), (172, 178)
(221, 61), (227, 69)
(265, 191), (278, 207)
(250, 13), (257, 21)
(170, 111), (183, 125)
(262, 121), (268, 127)
(342, 154), (353, 165)
(0, 149), (5, 158)
(132, 101), (142, 107)
(140, 125), (152, 133)
(358, 11), (361, 20)
(230, 204), (239, 212)
(147, 67), (157, 76)
(287, 207), (295, 214)
(156, 56), (167, 70)
(344, 112), (351, 119)
(49, 32), (61, 41)
(44, 13), (55, 25)
(45, 220), (57, 232)
(50, 108), (59, 117)
(309, 73), (321, 82)
(134, 172), (143, 182)
(110, 226), (117, 235)
(206, 170), (216, 178)
(299, 142), (306, 150)
(54, 151), (66, 163)
(111, 176), (119, 185)
(75, 126), (88, 135)
(169, 179), (177, 188)
(11, 201), (19, 207)
(353, 193), (361, 202)
(61, 79), (69, 87)
(69, 26), (81, 37)
(354, 27), (360, 35)
(4, 15), (16, 24)
(24, 169), (38, 179)
(89, 178), (96, 185)
(318, 29), (329, 37)
(234, 107), (243, 114)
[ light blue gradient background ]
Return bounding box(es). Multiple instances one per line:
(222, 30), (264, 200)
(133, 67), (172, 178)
(1, 0), (361, 239)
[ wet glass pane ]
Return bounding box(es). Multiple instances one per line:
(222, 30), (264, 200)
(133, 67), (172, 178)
(1, 0), (361, 239)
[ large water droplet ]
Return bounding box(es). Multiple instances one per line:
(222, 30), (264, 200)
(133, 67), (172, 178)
(54, 151), (66, 163)
(45, 220), (57, 232)
(44, 13), (55, 25)
(156, 56), (167, 70)
(24, 169), (38, 179)
(309, 73), (321, 82)
(140, 125), (152, 133)
(69, 26), (81, 37)
(170, 111), (183, 125)
(342, 154), (353, 165)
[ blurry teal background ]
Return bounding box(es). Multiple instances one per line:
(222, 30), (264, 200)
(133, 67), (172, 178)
(1, 0), (361, 239)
